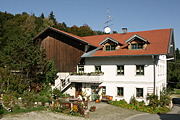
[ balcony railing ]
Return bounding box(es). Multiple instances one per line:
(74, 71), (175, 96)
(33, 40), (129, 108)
(69, 72), (104, 83)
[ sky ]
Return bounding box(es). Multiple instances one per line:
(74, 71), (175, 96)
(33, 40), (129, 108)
(0, 0), (180, 49)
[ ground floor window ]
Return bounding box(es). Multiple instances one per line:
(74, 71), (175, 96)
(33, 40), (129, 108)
(136, 88), (143, 98)
(102, 86), (106, 95)
(117, 87), (123, 96)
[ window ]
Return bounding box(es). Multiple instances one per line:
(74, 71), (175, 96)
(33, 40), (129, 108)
(131, 43), (143, 50)
(136, 88), (143, 97)
(95, 66), (101, 73)
(117, 87), (123, 96)
(136, 65), (144, 75)
(102, 86), (106, 95)
(117, 65), (124, 75)
(78, 65), (84, 73)
(105, 45), (116, 51)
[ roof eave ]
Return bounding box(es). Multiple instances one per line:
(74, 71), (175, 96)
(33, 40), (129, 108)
(33, 27), (89, 45)
(125, 34), (148, 44)
(83, 54), (167, 58)
(99, 36), (119, 45)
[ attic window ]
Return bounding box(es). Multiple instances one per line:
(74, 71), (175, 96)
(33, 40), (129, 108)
(131, 43), (143, 50)
(105, 45), (116, 51)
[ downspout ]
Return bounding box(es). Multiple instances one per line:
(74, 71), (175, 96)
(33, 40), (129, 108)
(152, 55), (156, 95)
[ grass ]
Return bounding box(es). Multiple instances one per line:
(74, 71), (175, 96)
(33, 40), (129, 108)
(173, 89), (180, 94)
(2, 106), (44, 115)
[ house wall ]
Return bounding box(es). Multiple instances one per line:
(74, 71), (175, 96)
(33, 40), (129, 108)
(82, 55), (166, 103)
(155, 55), (167, 97)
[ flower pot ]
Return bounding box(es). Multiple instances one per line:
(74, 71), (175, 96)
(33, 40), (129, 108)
(109, 96), (113, 101)
(96, 100), (99, 103)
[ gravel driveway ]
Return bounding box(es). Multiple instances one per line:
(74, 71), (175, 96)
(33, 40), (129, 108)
(1, 102), (144, 120)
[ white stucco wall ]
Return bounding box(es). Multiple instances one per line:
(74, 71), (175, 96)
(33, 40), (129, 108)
(82, 55), (167, 103)
(85, 56), (154, 82)
(62, 55), (167, 104)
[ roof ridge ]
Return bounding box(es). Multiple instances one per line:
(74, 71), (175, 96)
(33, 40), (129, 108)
(51, 27), (85, 40)
(126, 28), (172, 34)
(82, 28), (172, 38)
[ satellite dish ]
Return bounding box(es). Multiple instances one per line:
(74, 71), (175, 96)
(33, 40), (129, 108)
(104, 27), (111, 33)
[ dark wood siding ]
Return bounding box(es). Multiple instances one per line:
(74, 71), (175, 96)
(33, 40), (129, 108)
(40, 31), (85, 72)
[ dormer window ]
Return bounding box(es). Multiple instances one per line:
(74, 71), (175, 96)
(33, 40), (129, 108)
(99, 36), (120, 52)
(125, 34), (148, 50)
(105, 45), (116, 51)
(131, 43), (143, 50)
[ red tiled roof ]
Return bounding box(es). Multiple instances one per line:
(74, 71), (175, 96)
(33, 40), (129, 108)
(82, 28), (172, 57)
(34, 27), (172, 57)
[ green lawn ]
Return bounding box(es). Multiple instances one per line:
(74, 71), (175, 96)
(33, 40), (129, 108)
(173, 89), (180, 94)
(2, 106), (44, 115)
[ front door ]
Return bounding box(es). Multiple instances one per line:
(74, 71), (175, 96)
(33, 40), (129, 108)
(91, 86), (99, 101)
(75, 83), (82, 98)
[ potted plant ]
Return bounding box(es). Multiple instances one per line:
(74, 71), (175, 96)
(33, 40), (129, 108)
(96, 94), (100, 103)
(86, 112), (89, 117)
(101, 92), (105, 96)
(89, 106), (96, 112)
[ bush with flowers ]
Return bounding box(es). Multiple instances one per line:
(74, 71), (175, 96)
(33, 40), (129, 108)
(2, 91), (16, 109)
(71, 105), (78, 116)
(109, 97), (170, 114)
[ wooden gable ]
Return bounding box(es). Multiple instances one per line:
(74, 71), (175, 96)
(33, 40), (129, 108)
(34, 29), (87, 72)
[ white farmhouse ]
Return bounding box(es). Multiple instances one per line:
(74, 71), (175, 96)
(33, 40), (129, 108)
(34, 27), (175, 104)
(65, 28), (175, 103)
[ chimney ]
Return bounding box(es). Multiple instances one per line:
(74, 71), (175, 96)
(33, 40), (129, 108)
(122, 28), (127, 34)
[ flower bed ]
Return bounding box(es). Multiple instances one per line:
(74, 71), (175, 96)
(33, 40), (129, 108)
(109, 99), (170, 114)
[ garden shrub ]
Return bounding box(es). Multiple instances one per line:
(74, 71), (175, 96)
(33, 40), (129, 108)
(14, 105), (20, 110)
(147, 94), (161, 109)
(52, 88), (65, 98)
(0, 89), (3, 94)
(110, 97), (170, 114)
(22, 90), (35, 108)
(2, 92), (15, 109)
(160, 87), (172, 106)
(130, 96), (138, 105)
(0, 105), (4, 115)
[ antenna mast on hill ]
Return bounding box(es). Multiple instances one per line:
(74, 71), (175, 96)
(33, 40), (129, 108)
(104, 0), (114, 33)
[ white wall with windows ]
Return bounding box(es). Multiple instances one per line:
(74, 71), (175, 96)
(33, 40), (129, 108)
(74, 55), (167, 104)
(85, 56), (154, 82)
